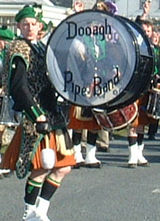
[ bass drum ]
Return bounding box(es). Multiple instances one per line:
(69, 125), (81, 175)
(46, 10), (154, 109)
(107, 16), (154, 111)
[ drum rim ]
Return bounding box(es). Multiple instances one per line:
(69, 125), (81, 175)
(93, 102), (138, 131)
(117, 16), (153, 57)
(105, 15), (141, 109)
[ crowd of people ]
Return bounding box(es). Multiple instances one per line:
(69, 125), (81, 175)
(0, 0), (160, 221)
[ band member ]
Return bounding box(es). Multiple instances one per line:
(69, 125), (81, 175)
(147, 27), (160, 140)
(68, 1), (118, 168)
(127, 1), (155, 168)
(81, 129), (110, 152)
(92, 0), (118, 153)
(127, 105), (152, 168)
(0, 26), (15, 178)
(37, 19), (54, 44)
(1, 5), (75, 221)
(68, 106), (101, 168)
(66, 0), (85, 15)
(93, 0), (118, 14)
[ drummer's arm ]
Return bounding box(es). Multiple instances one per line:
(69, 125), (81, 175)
(9, 56), (45, 122)
(140, 0), (151, 20)
(135, 1), (151, 24)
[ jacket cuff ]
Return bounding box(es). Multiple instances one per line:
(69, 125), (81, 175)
(26, 105), (45, 122)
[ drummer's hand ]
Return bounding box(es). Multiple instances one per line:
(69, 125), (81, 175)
(36, 115), (46, 122)
(142, 1), (151, 19)
(36, 115), (51, 134)
(74, 1), (84, 12)
(0, 88), (4, 95)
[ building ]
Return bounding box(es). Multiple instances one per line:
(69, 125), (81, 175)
(0, 0), (160, 33)
(55, 0), (160, 20)
(116, 0), (160, 21)
(0, 0), (68, 33)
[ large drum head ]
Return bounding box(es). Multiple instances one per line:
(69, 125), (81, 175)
(46, 10), (138, 107)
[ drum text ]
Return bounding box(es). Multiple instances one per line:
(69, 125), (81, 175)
(66, 19), (111, 41)
(64, 70), (120, 102)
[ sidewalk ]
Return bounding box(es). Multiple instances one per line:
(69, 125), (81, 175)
(0, 133), (160, 221)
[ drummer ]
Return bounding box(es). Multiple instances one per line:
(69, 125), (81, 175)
(147, 26), (160, 140)
(67, 0), (100, 168)
(0, 25), (15, 178)
(1, 4), (76, 221)
(127, 1), (156, 168)
(68, 1), (118, 168)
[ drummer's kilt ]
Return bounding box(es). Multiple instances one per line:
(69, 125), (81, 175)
(2, 125), (76, 172)
(68, 106), (101, 130)
(131, 93), (157, 127)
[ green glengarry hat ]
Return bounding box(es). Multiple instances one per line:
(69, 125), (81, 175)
(0, 26), (15, 41)
(40, 19), (48, 31)
(15, 5), (43, 22)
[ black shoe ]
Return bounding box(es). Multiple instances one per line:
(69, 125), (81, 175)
(137, 162), (150, 167)
(109, 133), (114, 140)
(0, 174), (3, 179)
(3, 171), (14, 178)
(128, 163), (137, 168)
(148, 135), (156, 140)
(72, 162), (85, 169)
(85, 162), (102, 168)
(97, 146), (110, 152)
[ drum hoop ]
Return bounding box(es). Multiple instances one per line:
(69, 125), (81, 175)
(117, 16), (153, 57)
(112, 103), (138, 130)
(93, 102), (138, 131)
